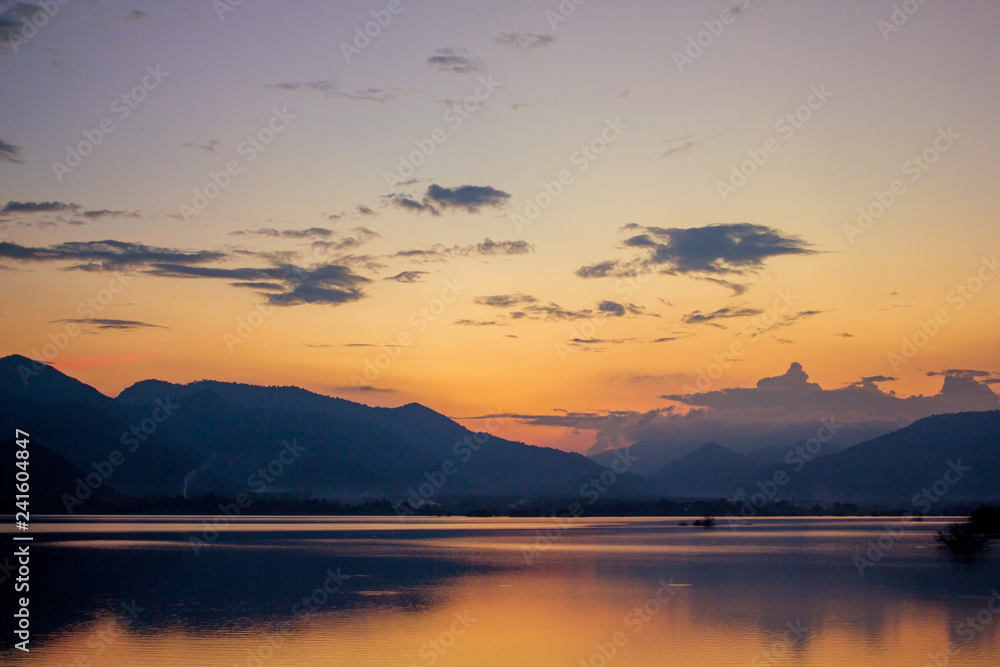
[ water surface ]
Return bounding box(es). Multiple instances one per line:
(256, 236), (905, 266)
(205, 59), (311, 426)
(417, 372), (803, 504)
(3, 516), (999, 666)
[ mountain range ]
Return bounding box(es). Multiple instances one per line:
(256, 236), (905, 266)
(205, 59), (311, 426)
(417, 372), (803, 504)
(1, 354), (998, 510)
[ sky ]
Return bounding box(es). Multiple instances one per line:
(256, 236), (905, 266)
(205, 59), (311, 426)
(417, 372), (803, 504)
(1, 0), (999, 454)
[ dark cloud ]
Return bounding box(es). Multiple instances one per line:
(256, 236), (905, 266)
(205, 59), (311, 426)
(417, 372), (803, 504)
(0, 137), (25, 164)
(384, 270), (428, 283)
(925, 368), (1000, 384)
(265, 81), (399, 102)
(835, 332), (855, 338)
(356, 205), (376, 216)
(512, 303), (592, 321)
(578, 223), (817, 280)
(495, 32), (554, 50)
(427, 47), (483, 73)
(0, 239), (224, 271)
(123, 9), (147, 22)
(474, 293), (537, 308)
(427, 184), (510, 213)
(3, 201), (80, 214)
(682, 306), (763, 325)
(81, 209), (139, 219)
(387, 194), (439, 215)
(0, 4), (40, 55)
(389, 184), (511, 215)
(53, 318), (165, 331)
(148, 262), (369, 307)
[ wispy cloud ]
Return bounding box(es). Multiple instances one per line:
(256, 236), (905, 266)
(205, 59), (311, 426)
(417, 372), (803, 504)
(427, 47), (483, 73)
(495, 32), (554, 50)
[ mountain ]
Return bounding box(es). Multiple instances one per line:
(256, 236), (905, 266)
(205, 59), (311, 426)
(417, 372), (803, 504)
(1, 355), (651, 506)
(740, 411), (1000, 504)
(590, 421), (894, 476)
(647, 442), (759, 498)
(0, 354), (113, 410)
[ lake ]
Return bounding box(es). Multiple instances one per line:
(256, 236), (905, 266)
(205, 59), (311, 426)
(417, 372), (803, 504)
(3, 516), (999, 666)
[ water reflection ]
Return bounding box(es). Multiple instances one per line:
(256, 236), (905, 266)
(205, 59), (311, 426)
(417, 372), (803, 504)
(3, 517), (998, 666)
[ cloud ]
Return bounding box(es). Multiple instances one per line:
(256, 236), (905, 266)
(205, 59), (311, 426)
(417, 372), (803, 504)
(333, 384), (394, 394)
(391, 238), (533, 262)
(3, 201), (80, 214)
(683, 306), (763, 325)
(390, 184), (511, 215)
(455, 319), (507, 327)
(0, 239), (224, 271)
(577, 223), (817, 280)
(149, 262), (370, 307)
(925, 368), (1000, 384)
(0, 136), (25, 163)
(0, 238), (371, 307)
(495, 32), (554, 50)
(52, 318), (165, 331)
(384, 270), (428, 283)
(835, 332), (854, 338)
(182, 139), (219, 152)
(0, 3), (40, 55)
(231, 227), (334, 239)
(356, 205), (376, 216)
(387, 194), (439, 215)
(489, 363), (1000, 459)
(81, 209), (139, 219)
(427, 47), (483, 73)
(427, 184), (510, 213)
(123, 9), (147, 22)
(661, 138), (698, 159)
(265, 81), (400, 103)
(474, 293), (537, 308)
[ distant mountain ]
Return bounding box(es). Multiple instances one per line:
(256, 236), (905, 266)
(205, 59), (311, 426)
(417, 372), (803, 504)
(590, 421), (892, 476)
(647, 442), (759, 498)
(739, 411), (1000, 504)
(1, 355), (651, 507)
